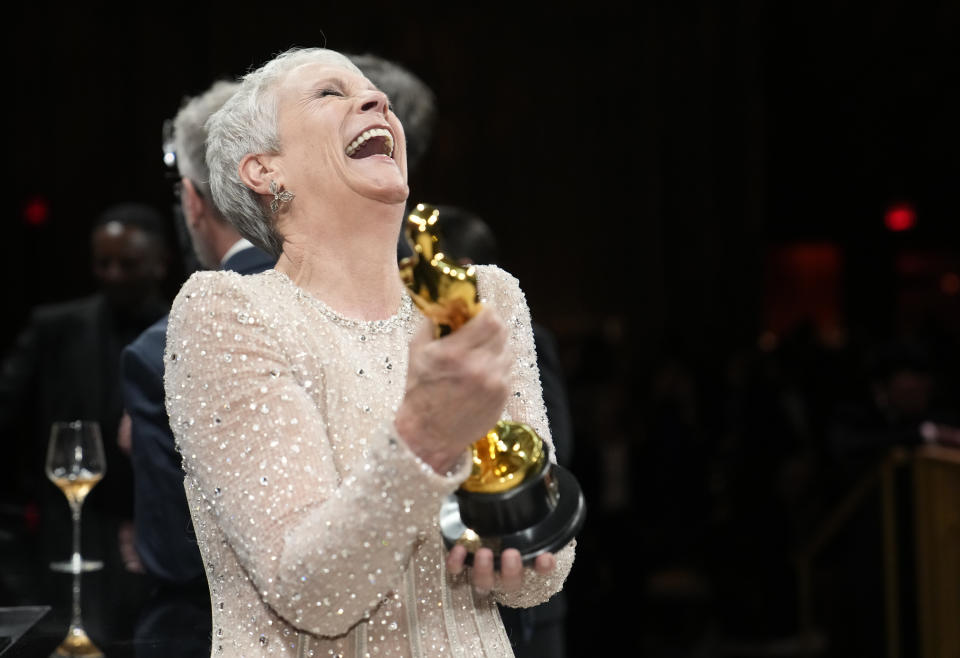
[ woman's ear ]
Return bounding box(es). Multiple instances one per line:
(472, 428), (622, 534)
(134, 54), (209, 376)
(238, 153), (280, 195)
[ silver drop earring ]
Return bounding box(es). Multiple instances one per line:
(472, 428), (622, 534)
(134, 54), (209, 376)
(269, 180), (295, 213)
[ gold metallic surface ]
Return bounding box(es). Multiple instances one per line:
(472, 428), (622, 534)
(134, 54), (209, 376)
(455, 527), (502, 553)
(461, 421), (545, 493)
(399, 204), (545, 493)
(399, 203), (479, 337)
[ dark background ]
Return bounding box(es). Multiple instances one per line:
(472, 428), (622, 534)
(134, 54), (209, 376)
(9, 2), (960, 346)
(6, 1), (960, 656)
(10, 1), (960, 351)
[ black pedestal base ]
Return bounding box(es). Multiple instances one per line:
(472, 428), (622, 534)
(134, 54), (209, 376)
(439, 465), (586, 567)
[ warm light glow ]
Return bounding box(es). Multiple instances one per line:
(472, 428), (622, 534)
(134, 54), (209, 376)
(885, 203), (917, 232)
(757, 331), (779, 352)
(24, 197), (50, 226)
(940, 272), (960, 296)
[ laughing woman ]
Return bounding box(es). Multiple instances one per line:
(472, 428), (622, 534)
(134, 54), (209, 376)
(164, 47), (573, 657)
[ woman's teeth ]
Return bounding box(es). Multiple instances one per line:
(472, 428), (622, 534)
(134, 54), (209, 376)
(345, 128), (394, 158)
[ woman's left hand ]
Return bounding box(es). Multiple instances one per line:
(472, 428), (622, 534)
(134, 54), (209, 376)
(446, 546), (557, 595)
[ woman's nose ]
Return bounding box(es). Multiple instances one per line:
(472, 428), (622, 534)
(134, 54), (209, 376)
(359, 89), (389, 113)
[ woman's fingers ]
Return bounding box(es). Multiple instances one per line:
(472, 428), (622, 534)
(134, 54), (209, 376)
(498, 549), (523, 591)
(533, 552), (557, 575)
(451, 548), (556, 595)
(446, 544), (467, 576)
(396, 305), (513, 472)
(471, 549), (495, 594)
(447, 307), (507, 352)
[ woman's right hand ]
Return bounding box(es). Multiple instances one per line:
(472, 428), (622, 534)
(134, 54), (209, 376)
(394, 307), (513, 474)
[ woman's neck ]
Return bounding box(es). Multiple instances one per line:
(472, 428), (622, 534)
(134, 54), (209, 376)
(274, 201), (407, 321)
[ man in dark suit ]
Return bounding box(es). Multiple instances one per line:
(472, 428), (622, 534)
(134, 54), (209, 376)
(0, 203), (169, 570)
(120, 81), (274, 589)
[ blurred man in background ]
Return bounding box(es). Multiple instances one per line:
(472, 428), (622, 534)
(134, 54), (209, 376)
(0, 202), (169, 569)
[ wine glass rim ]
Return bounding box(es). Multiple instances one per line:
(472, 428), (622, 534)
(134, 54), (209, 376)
(51, 420), (99, 429)
(47, 420), (106, 476)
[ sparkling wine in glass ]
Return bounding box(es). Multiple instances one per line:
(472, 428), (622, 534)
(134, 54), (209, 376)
(46, 421), (106, 573)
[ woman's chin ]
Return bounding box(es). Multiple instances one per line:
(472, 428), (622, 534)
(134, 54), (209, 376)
(358, 182), (409, 207)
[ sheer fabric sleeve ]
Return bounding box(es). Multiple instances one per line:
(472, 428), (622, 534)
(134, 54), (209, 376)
(474, 266), (576, 608)
(165, 272), (470, 636)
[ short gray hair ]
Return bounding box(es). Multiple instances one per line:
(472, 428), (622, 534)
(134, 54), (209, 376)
(206, 47), (362, 258)
(173, 80), (239, 205)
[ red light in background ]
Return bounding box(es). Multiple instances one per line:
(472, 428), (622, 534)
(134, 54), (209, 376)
(941, 272), (960, 296)
(885, 202), (916, 232)
(23, 197), (51, 226)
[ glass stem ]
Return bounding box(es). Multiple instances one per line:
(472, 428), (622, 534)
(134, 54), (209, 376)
(71, 502), (82, 565)
(70, 569), (83, 630)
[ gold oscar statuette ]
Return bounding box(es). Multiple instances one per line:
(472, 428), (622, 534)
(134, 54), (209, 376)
(399, 203), (586, 564)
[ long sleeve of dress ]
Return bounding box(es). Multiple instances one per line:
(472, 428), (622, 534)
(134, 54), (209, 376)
(473, 266), (576, 609)
(165, 272), (471, 637)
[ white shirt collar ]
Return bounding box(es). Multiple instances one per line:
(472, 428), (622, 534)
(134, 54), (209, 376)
(220, 238), (256, 266)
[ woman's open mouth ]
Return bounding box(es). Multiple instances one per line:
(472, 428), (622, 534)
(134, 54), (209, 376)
(345, 128), (395, 159)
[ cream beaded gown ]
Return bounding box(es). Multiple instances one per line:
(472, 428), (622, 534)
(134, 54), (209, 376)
(164, 266), (574, 657)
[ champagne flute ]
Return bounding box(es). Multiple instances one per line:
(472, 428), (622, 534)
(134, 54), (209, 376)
(46, 421), (106, 573)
